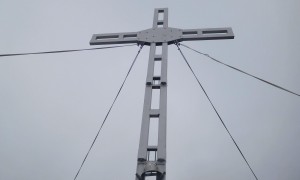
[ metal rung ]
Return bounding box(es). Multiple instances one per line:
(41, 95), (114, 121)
(154, 55), (162, 61)
(157, 21), (164, 25)
(152, 85), (161, 89)
(153, 76), (161, 80)
(147, 146), (158, 151)
(150, 109), (160, 117)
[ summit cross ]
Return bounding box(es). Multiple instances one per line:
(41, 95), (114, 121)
(90, 8), (234, 180)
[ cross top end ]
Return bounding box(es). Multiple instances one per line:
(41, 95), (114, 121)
(90, 8), (234, 46)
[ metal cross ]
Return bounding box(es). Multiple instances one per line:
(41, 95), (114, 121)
(90, 8), (234, 180)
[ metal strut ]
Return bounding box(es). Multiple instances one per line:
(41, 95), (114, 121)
(135, 8), (168, 180)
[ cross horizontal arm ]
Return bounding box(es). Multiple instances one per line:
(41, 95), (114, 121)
(180, 27), (234, 41)
(90, 27), (234, 46)
(90, 32), (139, 45)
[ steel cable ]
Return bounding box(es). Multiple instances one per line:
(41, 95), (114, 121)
(180, 43), (300, 97)
(176, 43), (259, 180)
(0, 44), (136, 58)
(73, 45), (143, 180)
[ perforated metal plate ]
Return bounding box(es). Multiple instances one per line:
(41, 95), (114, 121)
(137, 27), (182, 45)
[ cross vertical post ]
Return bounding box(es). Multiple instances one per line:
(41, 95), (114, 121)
(135, 8), (168, 180)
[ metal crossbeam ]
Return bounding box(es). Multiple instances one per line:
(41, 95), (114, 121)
(90, 32), (138, 45)
(181, 27), (234, 41)
(90, 8), (234, 180)
(90, 27), (233, 46)
(90, 8), (233, 46)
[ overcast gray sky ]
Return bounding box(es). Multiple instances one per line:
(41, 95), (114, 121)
(0, 0), (300, 180)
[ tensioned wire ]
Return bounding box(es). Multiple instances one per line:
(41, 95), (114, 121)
(0, 42), (142, 179)
(176, 43), (259, 180)
(180, 43), (300, 97)
(73, 45), (143, 180)
(0, 44), (136, 58)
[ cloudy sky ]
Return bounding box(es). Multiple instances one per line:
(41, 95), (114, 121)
(0, 0), (300, 180)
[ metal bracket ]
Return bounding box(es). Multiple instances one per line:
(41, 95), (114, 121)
(135, 173), (142, 180)
(158, 172), (166, 180)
